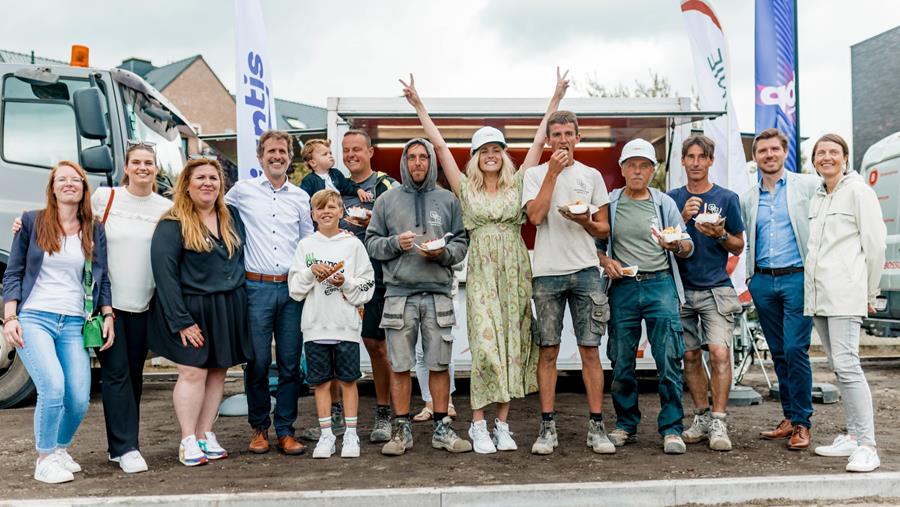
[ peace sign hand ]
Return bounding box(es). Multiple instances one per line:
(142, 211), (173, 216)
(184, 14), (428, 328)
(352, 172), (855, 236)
(399, 74), (423, 109)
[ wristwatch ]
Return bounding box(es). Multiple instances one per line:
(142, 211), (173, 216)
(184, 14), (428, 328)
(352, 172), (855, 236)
(716, 232), (729, 243)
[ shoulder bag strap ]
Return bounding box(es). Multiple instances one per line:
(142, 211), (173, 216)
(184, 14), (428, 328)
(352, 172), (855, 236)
(101, 188), (116, 224)
(83, 259), (94, 316)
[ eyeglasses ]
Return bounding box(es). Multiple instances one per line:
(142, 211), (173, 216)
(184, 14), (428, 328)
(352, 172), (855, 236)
(189, 154), (218, 161)
(126, 139), (157, 152)
(54, 176), (85, 184)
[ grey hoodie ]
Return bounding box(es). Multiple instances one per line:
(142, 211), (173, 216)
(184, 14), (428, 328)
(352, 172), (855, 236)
(365, 138), (468, 297)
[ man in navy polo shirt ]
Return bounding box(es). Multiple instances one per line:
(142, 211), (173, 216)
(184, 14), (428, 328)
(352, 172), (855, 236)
(668, 134), (745, 452)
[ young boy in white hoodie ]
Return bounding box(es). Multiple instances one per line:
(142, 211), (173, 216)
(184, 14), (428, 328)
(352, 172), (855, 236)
(288, 189), (375, 458)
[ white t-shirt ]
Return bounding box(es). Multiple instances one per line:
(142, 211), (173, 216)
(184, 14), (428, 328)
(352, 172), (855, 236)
(522, 160), (610, 277)
(22, 234), (86, 317)
(92, 186), (172, 312)
(317, 172), (337, 191)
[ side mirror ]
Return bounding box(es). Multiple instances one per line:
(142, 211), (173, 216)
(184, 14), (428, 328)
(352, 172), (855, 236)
(72, 88), (108, 140)
(81, 145), (114, 174)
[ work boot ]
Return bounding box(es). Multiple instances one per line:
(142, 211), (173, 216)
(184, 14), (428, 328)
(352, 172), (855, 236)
(708, 413), (732, 452)
(381, 418), (414, 456)
(682, 409), (711, 444)
(370, 406), (392, 443)
(586, 419), (616, 454)
(248, 428), (270, 454)
(664, 434), (687, 455)
(530, 420), (558, 455)
(432, 416), (472, 453)
(608, 427), (637, 447)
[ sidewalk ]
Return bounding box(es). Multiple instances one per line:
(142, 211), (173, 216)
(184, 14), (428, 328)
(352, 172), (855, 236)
(3, 473), (899, 506)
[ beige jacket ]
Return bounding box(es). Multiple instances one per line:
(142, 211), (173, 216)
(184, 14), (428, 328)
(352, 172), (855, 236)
(804, 171), (886, 317)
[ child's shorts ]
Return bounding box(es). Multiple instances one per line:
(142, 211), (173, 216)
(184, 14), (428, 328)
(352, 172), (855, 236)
(304, 341), (361, 385)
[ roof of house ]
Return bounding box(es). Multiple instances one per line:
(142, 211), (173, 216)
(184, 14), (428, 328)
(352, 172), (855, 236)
(137, 55), (201, 91)
(273, 98), (327, 130)
(0, 49), (67, 66)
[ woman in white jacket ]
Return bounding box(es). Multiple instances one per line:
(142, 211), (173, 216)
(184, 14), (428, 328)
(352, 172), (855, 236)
(288, 189), (375, 459)
(804, 133), (886, 472)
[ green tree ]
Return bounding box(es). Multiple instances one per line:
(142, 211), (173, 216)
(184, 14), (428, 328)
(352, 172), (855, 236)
(579, 70), (675, 190)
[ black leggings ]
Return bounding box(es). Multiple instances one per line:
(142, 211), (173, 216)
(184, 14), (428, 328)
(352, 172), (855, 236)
(97, 309), (149, 458)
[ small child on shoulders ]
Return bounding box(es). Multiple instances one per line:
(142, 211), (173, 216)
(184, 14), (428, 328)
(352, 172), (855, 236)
(288, 189), (375, 458)
(300, 139), (373, 203)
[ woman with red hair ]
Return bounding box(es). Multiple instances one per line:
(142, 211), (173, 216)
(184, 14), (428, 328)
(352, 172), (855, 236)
(2, 161), (113, 484)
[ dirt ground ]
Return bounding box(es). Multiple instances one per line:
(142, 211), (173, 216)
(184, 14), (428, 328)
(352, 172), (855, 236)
(1, 360), (898, 501)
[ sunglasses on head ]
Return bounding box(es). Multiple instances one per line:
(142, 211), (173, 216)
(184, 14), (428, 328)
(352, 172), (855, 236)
(189, 154), (218, 162)
(126, 139), (157, 152)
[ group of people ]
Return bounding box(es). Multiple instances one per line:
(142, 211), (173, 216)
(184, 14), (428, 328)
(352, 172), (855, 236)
(1, 69), (886, 484)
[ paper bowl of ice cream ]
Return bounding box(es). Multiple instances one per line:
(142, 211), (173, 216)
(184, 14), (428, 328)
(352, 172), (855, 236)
(420, 237), (446, 251)
(694, 212), (721, 224)
(347, 207), (371, 219)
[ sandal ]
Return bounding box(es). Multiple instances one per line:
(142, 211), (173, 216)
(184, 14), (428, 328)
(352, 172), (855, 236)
(448, 403), (457, 419)
(413, 406), (434, 422)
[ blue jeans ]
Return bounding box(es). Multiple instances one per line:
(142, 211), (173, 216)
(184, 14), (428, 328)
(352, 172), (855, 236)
(608, 274), (685, 436)
(244, 281), (304, 437)
(17, 310), (90, 453)
(749, 272), (814, 428)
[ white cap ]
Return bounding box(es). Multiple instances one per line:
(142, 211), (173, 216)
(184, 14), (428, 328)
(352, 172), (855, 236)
(618, 138), (658, 167)
(470, 126), (507, 154)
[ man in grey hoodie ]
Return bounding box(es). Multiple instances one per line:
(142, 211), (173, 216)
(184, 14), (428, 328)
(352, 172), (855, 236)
(366, 138), (471, 456)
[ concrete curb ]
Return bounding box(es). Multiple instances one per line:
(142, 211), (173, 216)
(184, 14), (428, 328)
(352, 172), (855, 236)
(3, 472), (899, 507)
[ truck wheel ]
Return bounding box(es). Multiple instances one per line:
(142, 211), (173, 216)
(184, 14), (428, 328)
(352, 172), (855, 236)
(0, 351), (36, 408)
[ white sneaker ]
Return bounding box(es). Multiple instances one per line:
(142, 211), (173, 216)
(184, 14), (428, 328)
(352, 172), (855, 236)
(54, 448), (82, 473)
(815, 434), (859, 457)
(492, 419), (517, 451)
(34, 455), (74, 484)
(198, 432), (229, 460)
(313, 431), (337, 458)
(110, 450), (148, 474)
(468, 420), (497, 454)
(846, 446), (880, 473)
(341, 431), (360, 458)
(178, 435), (208, 467)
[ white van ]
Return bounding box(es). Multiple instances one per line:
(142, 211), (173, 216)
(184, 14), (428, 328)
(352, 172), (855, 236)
(861, 132), (900, 336)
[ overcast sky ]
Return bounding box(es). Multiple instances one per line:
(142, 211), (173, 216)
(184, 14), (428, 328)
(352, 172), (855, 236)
(3, 0), (898, 160)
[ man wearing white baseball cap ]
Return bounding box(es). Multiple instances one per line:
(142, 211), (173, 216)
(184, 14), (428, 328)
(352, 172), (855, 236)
(597, 138), (693, 455)
(521, 108), (615, 456)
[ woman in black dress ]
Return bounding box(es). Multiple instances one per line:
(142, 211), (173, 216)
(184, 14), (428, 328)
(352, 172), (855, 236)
(149, 157), (251, 466)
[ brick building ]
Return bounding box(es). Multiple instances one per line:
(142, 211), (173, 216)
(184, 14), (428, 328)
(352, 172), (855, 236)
(851, 25), (900, 170)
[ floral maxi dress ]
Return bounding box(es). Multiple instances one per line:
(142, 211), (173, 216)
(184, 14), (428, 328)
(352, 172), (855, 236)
(458, 172), (538, 410)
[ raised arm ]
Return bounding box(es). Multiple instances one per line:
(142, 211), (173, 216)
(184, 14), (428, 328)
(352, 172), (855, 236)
(522, 67), (570, 171)
(400, 74), (462, 195)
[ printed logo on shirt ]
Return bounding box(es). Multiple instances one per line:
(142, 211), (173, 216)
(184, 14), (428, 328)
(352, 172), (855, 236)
(428, 210), (443, 229)
(705, 203), (722, 215)
(573, 178), (591, 198)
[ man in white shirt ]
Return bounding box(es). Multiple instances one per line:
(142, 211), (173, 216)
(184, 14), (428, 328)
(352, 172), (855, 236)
(521, 111), (614, 455)
(225, 130), (315, 456)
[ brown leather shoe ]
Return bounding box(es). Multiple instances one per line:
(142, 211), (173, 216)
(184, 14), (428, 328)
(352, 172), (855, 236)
(277, 435), (306, 455)
(248, 428), (270, 454)
(760, 419), (793, 440)
(788, 425), (811, 450)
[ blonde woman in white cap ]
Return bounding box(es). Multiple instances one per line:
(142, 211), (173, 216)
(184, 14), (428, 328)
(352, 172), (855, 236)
(400, 69), (568, 454)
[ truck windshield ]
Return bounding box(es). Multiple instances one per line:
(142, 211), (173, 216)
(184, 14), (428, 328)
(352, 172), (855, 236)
(119, 85), (185, 179)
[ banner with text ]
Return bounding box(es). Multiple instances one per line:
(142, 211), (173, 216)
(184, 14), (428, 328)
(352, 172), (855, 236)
(755, 0), (798, 171)
(235, 0), (277, 180)
(679, 0), (751, 298)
